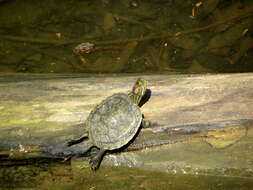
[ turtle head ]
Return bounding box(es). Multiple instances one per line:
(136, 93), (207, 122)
(128, 78), (147, 106)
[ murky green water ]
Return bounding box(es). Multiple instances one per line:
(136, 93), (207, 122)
(0, 0), (253, 73)
(1, 160), (253, 189)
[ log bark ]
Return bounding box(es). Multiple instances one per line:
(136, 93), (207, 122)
(0, 73), (253, 175)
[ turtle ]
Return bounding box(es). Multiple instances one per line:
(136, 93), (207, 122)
(67, 78), (148, 170)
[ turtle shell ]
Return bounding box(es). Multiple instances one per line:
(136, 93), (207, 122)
(86, 93), (142, 150)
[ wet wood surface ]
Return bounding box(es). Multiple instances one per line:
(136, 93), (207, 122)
(0, 73), (253, 174)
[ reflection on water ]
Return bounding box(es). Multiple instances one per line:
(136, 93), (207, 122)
(0, 159), (253, 189)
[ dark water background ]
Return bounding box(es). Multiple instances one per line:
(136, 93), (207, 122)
(0, 0), (253, 73)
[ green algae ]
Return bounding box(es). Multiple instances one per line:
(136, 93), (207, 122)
(0, 160), (253, 190)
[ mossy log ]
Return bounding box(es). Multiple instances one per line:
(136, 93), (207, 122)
(0, 73), (253, 175)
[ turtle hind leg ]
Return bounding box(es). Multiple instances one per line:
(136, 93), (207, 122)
(66, 132), (88, 146)
(89, 149), (106, 171)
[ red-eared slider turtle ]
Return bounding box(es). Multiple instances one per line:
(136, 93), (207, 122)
(67, 78), (147, 170)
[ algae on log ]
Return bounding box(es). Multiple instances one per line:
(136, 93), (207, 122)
(0, 73), (253, 174)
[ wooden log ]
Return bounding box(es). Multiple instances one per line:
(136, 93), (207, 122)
(0, 73), (253, 175)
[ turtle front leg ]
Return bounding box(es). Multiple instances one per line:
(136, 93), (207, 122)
(141, 119), (152, 128)
(89, 149), (106, 171)
(141, 114), (153, 128)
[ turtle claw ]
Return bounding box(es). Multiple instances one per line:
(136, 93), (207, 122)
(90, 162), (99, 171)
(89, 160), (99, 171)
(89, 154), (100, 171)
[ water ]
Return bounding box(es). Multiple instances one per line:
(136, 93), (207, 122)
(0, 159), (253, 189)
(0, 0), (253, 73)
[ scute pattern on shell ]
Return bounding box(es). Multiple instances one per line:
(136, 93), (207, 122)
(87, 93), (142, 150)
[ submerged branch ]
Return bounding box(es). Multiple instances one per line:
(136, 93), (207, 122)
(0, 9), (252, 46)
